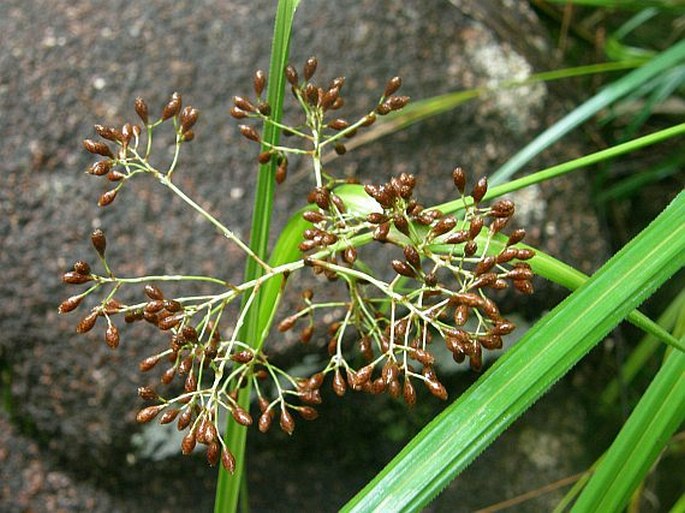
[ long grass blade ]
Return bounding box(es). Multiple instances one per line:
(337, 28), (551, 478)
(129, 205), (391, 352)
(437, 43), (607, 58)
(341, 191), (685, 513)
(571, 343), (685, 512)
(214, 2), (300, 512)
(489, 39), (685, 185)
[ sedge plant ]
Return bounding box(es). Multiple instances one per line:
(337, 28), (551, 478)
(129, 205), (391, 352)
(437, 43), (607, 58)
(59, 1), (684, 511)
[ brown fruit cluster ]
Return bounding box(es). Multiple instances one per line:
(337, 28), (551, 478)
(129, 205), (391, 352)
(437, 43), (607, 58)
(82, 92), (199, 206)
(62, 55), (538, 473)
(280, 167), (535, 406)
(231, 56), (408, 184)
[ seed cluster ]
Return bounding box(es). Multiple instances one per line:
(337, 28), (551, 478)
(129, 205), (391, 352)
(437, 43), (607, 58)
(61, 56), (536, 472)
(231, 55), (408, 186)
(279, 167), (534, 409)
(82, 92), (199, 207)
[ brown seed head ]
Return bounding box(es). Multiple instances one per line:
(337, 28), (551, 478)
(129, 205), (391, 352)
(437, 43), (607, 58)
(471, 177), (488, 204)
(161, 92), (182, 120)
(159, 408), (180, 424)
(181, 430), (197, 455)
(229, 107), (247, 119)
(105, 323), (120, 349)
(76, 311), (99, 333)
(253, 69), (267, 96)
(136, 388), (159, 404)
(384, 76), (402, 97)
(83, 139), (114, 158)
(98, 189), (118, 207)
(333, 369), (346, 396)
(134, 97), (149, 124)
(58, 294), (84, 314)
(221, 449), (237, 474)
(279, 408), (295, 435)
(239, 125), (260, 142)
(452, 167), (466, 193)
(232, 406), (253, 426)
(91, 229), (107, 256)
(62, 271), (92, 285)
(303, 56), (318, 81)
(136, 405), (164, 424)
(392, 260), (416, 278)
(180, 106), (199, 132)
(88, 160), (112, 176)
(506, 228), (526, 246)
(285, 64), (299, 86)
(298, 406), (319, 421)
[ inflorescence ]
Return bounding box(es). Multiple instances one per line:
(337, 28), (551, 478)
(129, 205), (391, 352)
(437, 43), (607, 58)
(60, 56), (535, 473)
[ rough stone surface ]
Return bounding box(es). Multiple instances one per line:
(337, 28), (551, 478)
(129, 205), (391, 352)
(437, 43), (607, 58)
(0, 0), (607, 511)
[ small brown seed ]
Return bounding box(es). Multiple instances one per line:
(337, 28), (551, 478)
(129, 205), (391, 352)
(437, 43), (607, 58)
(83, 139), (113, 158)
(76, 311), (99, 333)
(88, 160), (112, 176)
(333, 369), (346, 396)
(160, 408), (180, 425)
(58, 295), (84, 314)
(139, 355), (161, 372)
(279, 408), (295, 435)
(468, 217), (484, 239)
(278, 314), (298, 332)
(471, 177), (488, 203)
(275, 159), (288, 184)
(98, 189), (118, 207)
(229, 107), (247, 119)
(105, 323), (120, 349)
(90, 229), (106, 256)
(231, 406), (253, 426)
(490, 199), (515, 218)
(452, 167), (466, 193)
(403, 245), (421, 268)
(285, 64), (298, 86)
(391, 215), (408, 236)
(515, 248), (536, 260)
(367, 212), (388, 224)
(258, 410), (273, 433)
(327, 118), (349, 130)
(391, 372), (411, 404)
(161, 92), (182, 120)
(303, 56), (318, 81)
(431, 215), (457, 237)
(492, 321), (516, 335)
(298, 406), (319, 420)
(384, 76), (402, 97)
(361, 113), (377, 127)
(62, 271), (92, 285)
(506, 229), (526, 246)
(239, 125), (260, 142)
(303, 210), (325, 223)
(181, 430), (197, 455)
(180, 106), (199, 132)
(136, 405), (164, 424)
(253, 69), (267, 96)
(177, 408), (193, 431)
(134, 97), (149, 124)
(221, 449), (237, 474)
(392, 260), (416, 278)
(464, 240), (478, 256)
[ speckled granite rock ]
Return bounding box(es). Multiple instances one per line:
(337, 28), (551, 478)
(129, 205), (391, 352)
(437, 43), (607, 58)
(0, 1), (605, 511)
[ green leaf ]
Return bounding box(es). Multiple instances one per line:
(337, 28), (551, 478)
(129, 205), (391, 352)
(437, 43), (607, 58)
(341, 191), (685, 513)
(214, 2), (300, 512)
(489, 39), (685, 185)
(571, 344), (685, 512)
